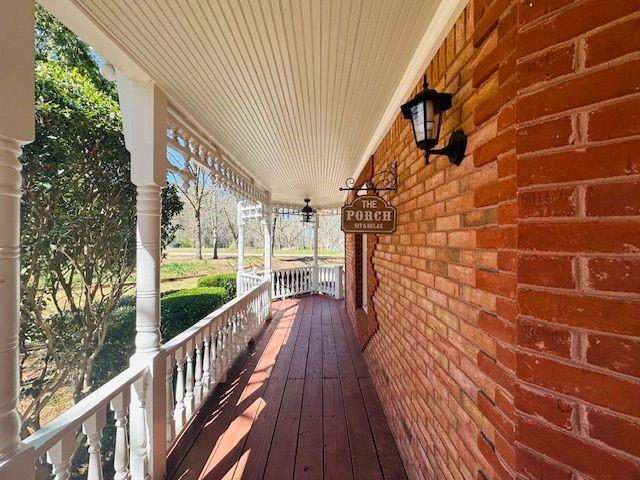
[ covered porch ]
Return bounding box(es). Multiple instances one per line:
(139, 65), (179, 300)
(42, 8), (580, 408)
(167, 295), (404, 480)
(3, 0), (640, 479)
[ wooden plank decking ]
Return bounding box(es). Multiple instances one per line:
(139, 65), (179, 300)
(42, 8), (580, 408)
(167, 295), (407, 480)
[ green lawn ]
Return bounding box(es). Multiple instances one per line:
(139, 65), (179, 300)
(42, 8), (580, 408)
(165, 246), (344, 257)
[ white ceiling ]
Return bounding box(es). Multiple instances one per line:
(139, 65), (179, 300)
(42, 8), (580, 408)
(73, 0), (443, 206)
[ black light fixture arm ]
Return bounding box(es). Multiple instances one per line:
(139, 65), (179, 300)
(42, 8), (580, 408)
(400, 76), (467, 166)
(424, 129), (467, 166)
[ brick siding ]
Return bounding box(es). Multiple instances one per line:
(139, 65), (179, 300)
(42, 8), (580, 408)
(344, 1), (640, 478)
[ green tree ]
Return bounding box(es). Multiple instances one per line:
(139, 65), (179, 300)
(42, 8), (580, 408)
(19, 7), (183, 436)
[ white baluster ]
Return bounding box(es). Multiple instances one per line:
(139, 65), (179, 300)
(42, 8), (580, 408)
(324, 267), (328, 293)
(231, 316), (237, 358)
(251, 299), (258, 336)
(244, 307), (251, 344)
(47, 431), (77, 480)
(210, 333), (218, 386)
(83, 409), (107, 480)
(130, 376), (148, 480)
(238, 310), (246, 347)
(194, 342), (203, 407)
(334, 265), (344, 299)
(236, 313), (243, 352)
(202, 335), (211, 392)
(228, 316), (236, 362)
(184, 349), (195, 420)
(218, 322), (228, 383)
(174, 354), (186, 433)
(217, 329), (225, 384)
(111, 391), (131, 480)
(304, 268), (308, 293)
(165, 357), (175, 445)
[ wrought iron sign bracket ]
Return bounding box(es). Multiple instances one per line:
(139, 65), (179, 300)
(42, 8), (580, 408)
(339, 162), (398, 192)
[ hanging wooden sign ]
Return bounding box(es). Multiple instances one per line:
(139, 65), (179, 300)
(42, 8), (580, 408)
(341, 195), (397, 234)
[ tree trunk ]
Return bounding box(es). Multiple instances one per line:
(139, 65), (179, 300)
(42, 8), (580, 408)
(271, 215), (277, 255)
(213, 196), (219, 259)
(195, 208), (203, 260)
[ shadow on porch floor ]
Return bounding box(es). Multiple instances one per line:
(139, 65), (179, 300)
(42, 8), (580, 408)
(166, 295), (407, 480)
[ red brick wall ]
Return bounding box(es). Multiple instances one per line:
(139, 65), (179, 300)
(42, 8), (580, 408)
(344, 1), (640, 479)
(514, 1), (640, 479)
(345, 158), (381, 348)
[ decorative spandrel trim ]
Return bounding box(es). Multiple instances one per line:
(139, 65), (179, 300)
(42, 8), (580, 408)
(339, 162), (397, 192)
(166, 120), (269, 205)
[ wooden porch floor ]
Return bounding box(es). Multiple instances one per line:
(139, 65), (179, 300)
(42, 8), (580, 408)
(167, 295), (407, 480)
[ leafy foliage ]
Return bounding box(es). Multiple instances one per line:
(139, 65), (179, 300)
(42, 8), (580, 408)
(88, 280), (232, 480)
(198, 273), (237, 297)
(160, 287), (230, 340)
(19, 7), (183, 436)
(34, 6), (113, 93)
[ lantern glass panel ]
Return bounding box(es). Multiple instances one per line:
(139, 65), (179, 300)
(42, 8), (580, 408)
(425, 99), (436, 140)
(410, 101), (425, 143)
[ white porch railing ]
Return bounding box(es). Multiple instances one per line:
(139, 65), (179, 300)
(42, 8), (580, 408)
(3, 281), (270, 479)
(20, 365), (147, 480)
(240, 265), (344, 300)
(162, 280), (270, 445)
(238, 271), (264, 294)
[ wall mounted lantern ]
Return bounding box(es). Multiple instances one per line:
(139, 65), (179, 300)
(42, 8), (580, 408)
(400, 77), (467, 166)
(301, 198), (315, 223)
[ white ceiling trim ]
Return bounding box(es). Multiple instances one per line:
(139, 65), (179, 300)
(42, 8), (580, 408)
(346, 0), (469, 200)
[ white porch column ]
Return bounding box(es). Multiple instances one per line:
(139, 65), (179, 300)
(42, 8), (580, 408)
(0, 0), (34, 466)
(262, 204), (272, 280)
(236, 202), (244, 295)
(117, 73), (167, 480)
(312, 214), (319, 292)
(261, 198), (273, 309)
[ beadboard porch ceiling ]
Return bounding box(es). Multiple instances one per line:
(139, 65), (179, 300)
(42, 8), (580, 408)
(60, 0), (449, 206)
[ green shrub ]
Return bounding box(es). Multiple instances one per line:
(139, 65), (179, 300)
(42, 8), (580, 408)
(198, 273), (237, 297)
(93, 298), (136, 388)
(160, 286), (229, 340)
(95, 286), (231, 385)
